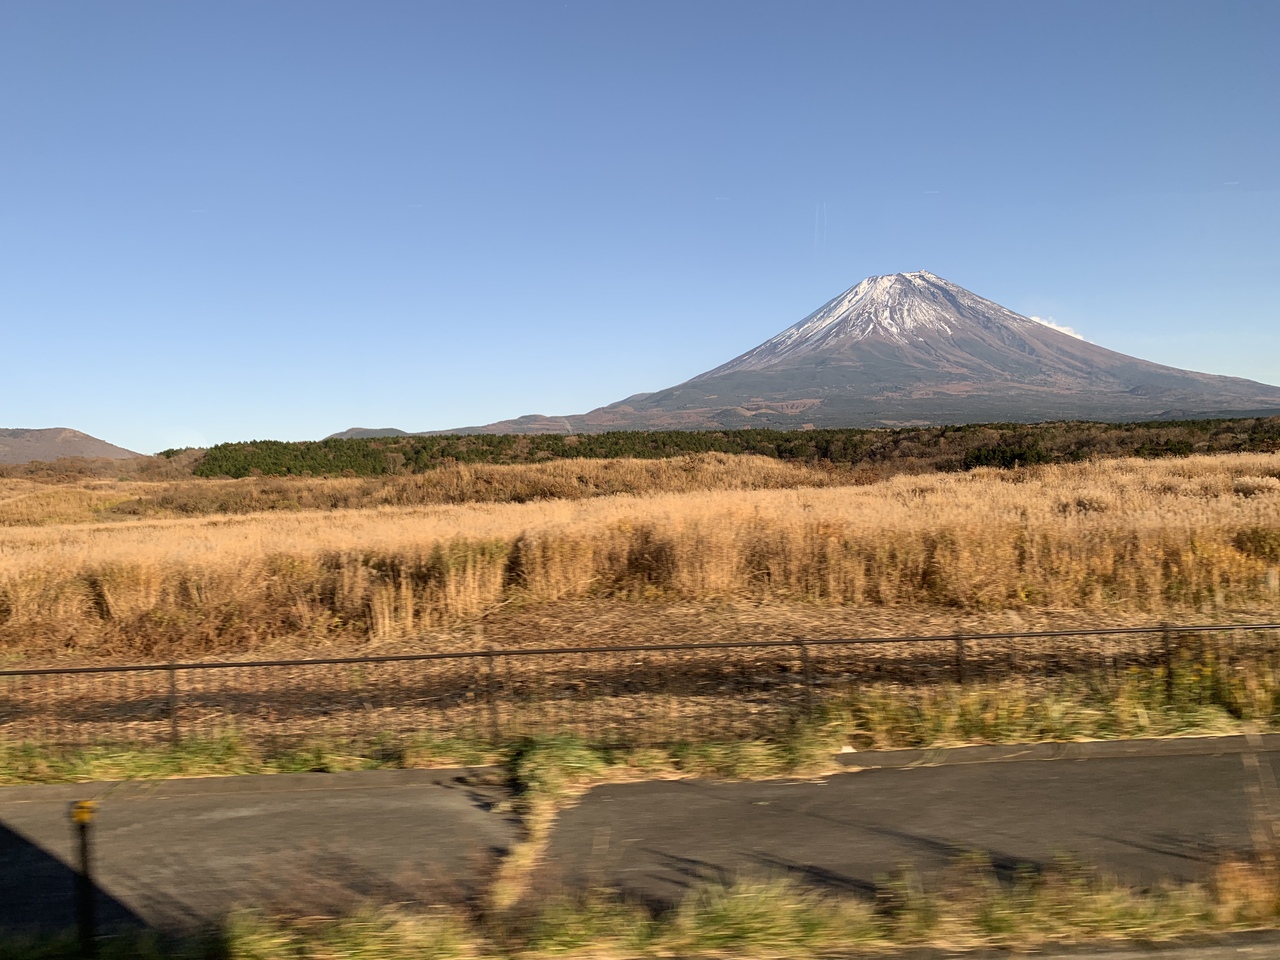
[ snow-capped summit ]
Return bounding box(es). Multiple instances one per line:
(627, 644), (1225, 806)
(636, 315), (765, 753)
(698, 271), (1041, 377)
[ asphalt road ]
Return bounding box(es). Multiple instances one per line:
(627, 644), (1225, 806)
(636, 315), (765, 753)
(4, 741), (1280, 942)
(541, 748), (1280, 907)
(0, 767), (514, 934)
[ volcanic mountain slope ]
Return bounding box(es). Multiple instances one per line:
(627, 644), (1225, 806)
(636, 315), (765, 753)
(0, 428), (142, 464)
(353, 271), (1280, 435)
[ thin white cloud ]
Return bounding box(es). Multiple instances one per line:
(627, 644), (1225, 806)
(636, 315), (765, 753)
(1030, 315), (1086, 341)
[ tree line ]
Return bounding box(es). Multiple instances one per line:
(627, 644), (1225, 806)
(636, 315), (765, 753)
(188, 417), (1280, 479)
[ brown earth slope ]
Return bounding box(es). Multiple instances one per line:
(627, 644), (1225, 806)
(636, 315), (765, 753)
(0, 428), (141, 464)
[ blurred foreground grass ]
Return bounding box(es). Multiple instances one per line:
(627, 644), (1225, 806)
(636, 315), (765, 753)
(4, 859), (1279, 959)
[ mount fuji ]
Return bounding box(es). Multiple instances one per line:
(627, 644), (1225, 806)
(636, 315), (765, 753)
(337, 271), (1280, 436)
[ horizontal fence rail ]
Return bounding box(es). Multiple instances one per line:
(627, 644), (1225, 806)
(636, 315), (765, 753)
(3, 623), (1280, 750)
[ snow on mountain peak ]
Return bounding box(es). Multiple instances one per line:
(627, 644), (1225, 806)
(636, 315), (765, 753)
(697, 270), (1039, 378)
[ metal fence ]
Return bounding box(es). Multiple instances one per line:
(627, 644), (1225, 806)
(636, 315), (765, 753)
(3, 623), (1280, 749)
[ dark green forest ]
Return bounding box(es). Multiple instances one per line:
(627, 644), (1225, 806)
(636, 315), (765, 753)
(188, 417), (1280, 479)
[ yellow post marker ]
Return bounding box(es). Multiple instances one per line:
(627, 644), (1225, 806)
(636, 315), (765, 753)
(70, 800), (97, 826)
(68, 800), (98, 958)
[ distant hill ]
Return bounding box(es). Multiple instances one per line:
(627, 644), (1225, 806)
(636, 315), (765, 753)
(335, 271), (1280, 437)
(0, 428), (142, 465)
(326, 427), (410, 440)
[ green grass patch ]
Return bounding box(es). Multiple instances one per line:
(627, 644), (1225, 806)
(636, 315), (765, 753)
(0, 733), (500, 786)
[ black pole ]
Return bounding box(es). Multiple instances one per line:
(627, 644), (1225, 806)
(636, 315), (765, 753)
(168, 663), (180, 744)
(797, 641), (814, 717)
(69, 800), (97, 958)
(486, 648), (500, 744)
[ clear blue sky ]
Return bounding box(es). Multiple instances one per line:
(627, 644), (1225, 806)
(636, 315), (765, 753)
(3, 0), (1277, 453)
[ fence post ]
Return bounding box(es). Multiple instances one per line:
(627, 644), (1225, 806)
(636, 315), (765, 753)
(955, 637), (967, 685)
(485, 648), (500, 744)
(168, 663), (180, 745)
(69, 800), (97, 958)
(797, 641), (814, 717)
(1163, 624), (1175, 704)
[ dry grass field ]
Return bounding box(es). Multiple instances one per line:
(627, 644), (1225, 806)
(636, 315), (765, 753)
(1, 452), (1278, 663)
(0, 453), (861, 524)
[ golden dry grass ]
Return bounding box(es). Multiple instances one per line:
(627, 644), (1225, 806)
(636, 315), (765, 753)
(0, 453), (864, 525)
(1, 453), (1278, 660)
(0, 481), (136, 526)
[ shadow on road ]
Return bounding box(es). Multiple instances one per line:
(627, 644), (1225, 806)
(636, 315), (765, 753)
(857, 822), (1045, 886)
(749, 852), (879, 898)
(0, 820), (148, 937)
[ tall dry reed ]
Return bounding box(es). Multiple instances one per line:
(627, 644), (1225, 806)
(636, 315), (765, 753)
(0, 453), (863, 525)
(1, 454), (1277, 658)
